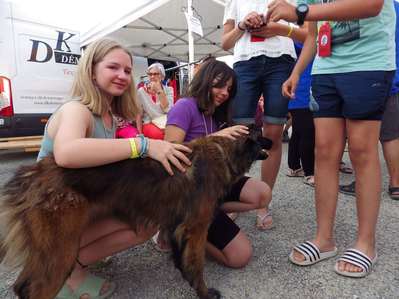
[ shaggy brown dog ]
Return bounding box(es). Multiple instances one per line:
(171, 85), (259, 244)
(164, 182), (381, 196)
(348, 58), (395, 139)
(0, 127), (271, 299)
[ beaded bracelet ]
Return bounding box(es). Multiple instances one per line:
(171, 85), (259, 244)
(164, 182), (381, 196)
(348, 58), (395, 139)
(128, 138), (140, 159)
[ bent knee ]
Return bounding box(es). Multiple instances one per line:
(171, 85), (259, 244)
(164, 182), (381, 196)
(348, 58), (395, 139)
(224, 246), (252, 268)
(241, 180), (271, 209)
(222, 234), (253, 268)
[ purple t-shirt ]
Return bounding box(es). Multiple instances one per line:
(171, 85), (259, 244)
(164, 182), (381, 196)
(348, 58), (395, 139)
(167, 97), (217, 142)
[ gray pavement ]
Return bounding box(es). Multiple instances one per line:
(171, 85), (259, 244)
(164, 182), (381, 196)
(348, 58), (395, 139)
(0, 144), (398, 299)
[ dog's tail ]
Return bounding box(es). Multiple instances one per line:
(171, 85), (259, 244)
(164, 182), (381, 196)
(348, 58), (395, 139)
(0, 158), (69, 268)
(0, 162), (46, 268)
(1, 158), (90, 298)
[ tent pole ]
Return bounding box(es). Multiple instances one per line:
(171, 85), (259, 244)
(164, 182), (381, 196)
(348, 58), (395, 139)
(187, 0), (194, 82)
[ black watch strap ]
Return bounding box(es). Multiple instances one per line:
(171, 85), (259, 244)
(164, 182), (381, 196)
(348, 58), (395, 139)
(296, 4), (309, 26)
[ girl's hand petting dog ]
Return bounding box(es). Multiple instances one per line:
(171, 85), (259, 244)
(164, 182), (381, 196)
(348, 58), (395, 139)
(147, 139), (192, 175)
(212, 125), (249, 140)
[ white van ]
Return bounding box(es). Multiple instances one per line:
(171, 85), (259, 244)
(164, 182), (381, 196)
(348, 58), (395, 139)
(0, 0), (80, 137)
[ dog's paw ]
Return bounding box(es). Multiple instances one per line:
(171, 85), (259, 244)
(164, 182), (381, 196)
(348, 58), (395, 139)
(206, 288), (221, 299)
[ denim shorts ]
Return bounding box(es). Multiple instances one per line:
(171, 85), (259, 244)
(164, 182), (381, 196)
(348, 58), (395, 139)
(311, 71), (394, 120)
(233, 54), (295, 125)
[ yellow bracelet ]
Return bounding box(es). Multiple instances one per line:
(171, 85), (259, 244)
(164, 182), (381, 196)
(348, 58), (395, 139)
(128, 138), (140, 159)
(287, 25), (294, 38)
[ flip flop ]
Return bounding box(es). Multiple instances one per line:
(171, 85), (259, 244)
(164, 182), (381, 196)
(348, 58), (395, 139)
(289, 241), (338, 266)
(388, 186), (399, 200)
(334, 248), (377, 278)
(287, 168), (305, 177)
(256, 211), (273, 230)
(303, 176), (315, 187)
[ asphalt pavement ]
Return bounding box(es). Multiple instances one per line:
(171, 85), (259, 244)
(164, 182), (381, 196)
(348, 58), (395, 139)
(0, 144), (398, 299)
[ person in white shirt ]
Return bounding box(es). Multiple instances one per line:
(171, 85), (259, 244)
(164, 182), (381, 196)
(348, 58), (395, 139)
(137, 63), (174, 139)
(222, 0), (307, 230)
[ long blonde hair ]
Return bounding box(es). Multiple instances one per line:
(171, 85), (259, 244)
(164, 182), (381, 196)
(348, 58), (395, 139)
(71, 38), (141, 120)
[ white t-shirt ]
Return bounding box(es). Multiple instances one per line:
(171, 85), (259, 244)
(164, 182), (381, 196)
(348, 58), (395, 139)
(223, 0), (297, 64)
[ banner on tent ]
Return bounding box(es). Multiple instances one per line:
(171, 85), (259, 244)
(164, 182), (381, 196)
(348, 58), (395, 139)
(184, 12), (203, 37)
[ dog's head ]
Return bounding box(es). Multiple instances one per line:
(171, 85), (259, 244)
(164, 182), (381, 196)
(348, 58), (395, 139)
(246, 124), (272, 161)
(207, 124), (273, 178)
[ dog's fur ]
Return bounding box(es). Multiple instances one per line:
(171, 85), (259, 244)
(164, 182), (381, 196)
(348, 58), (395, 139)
(0, 127), (271, 299)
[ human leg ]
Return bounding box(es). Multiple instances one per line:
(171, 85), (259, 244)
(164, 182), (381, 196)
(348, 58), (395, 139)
(219, 177), (272, 230)
(63, 218), (155, 296)
(380, 93), (399, 197)
(261, 123), (284, 189)
(220, 177), (271, 213)
(232, 56), (265, 124)
(297, 109), (315, 177)
(334, 70), (393, 275)
(261, 55), (294, 188)
(287, 110), (301, 173)
(382, 139), (399, 198)
(289, 72), (348, 263)
(334, 120), (381, 274)
(291, 118), (345, 263)
(205, 176), (271, 266)
(295, 109), (315, 186)
(206, 210), (252, 268)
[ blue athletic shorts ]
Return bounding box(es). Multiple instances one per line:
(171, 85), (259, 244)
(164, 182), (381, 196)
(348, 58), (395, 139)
(233, 54), (295, 124)
(311, 71), (394, 120)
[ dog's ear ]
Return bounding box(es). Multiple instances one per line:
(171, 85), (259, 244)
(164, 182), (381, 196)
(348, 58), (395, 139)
(246, 123), (256, 130)
(247, 123), (262, 139)
(257, 136), (273, 150)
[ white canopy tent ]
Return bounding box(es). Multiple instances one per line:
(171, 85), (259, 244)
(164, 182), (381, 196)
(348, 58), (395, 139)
(81, 0), (231, 64)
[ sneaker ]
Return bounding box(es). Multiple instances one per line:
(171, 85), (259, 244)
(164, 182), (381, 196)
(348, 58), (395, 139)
(339, 181), (355, 196)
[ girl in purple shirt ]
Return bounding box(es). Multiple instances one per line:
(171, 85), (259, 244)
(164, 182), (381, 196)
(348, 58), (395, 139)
(160, 59), (273, 268)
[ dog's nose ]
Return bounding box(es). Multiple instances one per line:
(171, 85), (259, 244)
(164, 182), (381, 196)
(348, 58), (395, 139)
(257, 136), (273, 150)
(256, 149), (268, 160)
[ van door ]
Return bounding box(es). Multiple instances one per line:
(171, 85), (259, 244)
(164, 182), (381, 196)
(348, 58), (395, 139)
(0, 0), (80, 137)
